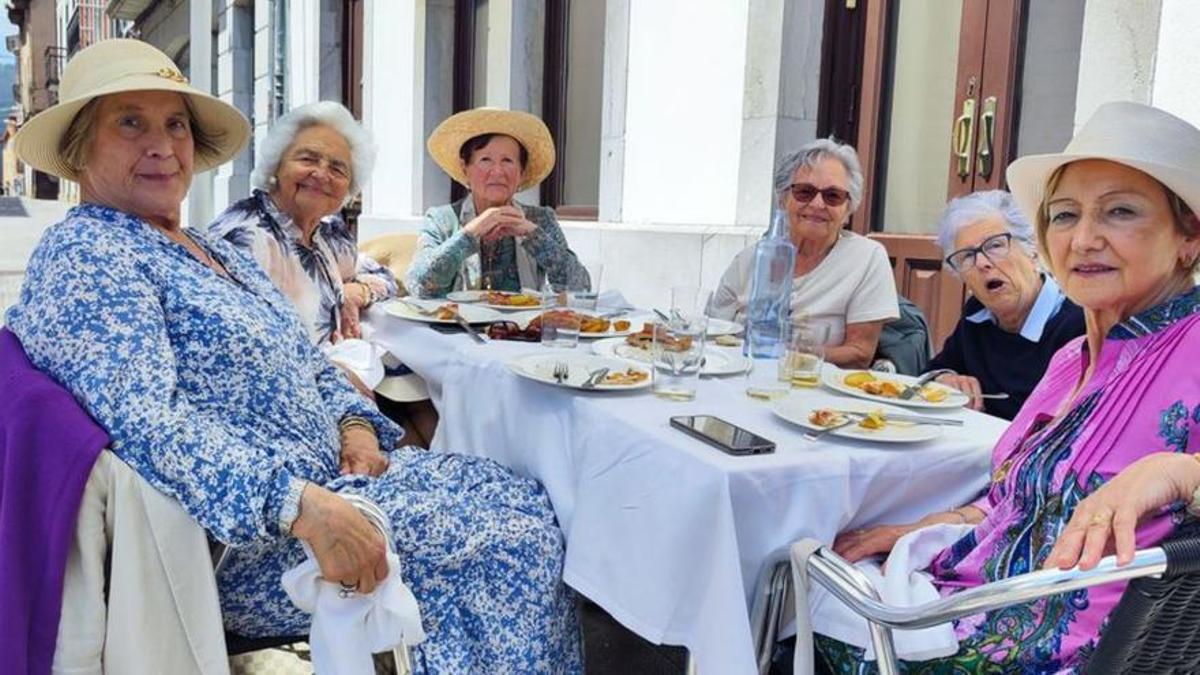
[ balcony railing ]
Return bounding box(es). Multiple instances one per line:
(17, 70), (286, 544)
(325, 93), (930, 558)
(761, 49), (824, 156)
(44, 46), (67, 104)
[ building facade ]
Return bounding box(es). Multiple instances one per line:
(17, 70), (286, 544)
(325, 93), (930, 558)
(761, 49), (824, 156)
(8, 0), (1200, 330)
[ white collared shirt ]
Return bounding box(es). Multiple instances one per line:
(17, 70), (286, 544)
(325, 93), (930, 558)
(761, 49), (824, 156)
(965, 275), (1066, 342)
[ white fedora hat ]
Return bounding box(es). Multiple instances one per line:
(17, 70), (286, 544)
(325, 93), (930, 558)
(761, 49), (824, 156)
(426, 107), (556, 192)
(13, 39), (250, 181)
(1007, 101), (1200, 222)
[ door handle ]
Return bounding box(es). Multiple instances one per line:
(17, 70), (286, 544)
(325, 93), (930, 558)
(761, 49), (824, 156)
(976, 96), (996, 180)
(953, 97), (977, 181)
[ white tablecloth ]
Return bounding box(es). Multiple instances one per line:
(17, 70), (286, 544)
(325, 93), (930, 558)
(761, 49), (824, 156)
(365, 310), (1008, 675)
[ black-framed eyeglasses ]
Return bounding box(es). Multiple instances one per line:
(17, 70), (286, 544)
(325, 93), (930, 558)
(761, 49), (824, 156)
(944, 233), (1014, 273)
(788, 183), (850, 207)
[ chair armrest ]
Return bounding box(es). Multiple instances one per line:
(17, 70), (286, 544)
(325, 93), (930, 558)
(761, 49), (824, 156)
(806, 545), (1168, 631)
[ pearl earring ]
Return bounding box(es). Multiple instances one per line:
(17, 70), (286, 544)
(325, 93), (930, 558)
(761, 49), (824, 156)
(267, 176), (278, 189)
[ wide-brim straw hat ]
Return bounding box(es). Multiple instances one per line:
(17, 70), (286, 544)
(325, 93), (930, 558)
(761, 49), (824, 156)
(1007, 101), (1200, 222)
(13, 38), (250, 182)
(426, 107), (556, 192)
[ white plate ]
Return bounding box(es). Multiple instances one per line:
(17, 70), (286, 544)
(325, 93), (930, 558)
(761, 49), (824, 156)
(590, 337), (750, 376)
(771, 395), (943, 443)
(705, 318), (742, 337)
(383, 299), (501, 324)
(447, 290), (487, 303)
(482, 291), (545, 311)
(506, 353), (653, 391)
(821, 369), (969, 409)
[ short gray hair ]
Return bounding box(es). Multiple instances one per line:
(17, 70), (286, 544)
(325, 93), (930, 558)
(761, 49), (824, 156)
(772, 137), (865, 211)
(251, 101), (376, 202)
(935, 189), (1036, 262)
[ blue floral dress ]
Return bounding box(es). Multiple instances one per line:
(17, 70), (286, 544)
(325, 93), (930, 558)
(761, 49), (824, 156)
(5, 204), (582, 674)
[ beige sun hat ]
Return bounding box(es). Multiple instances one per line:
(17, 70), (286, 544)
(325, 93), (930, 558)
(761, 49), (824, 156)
(13, 38), (250, 181)
(1007, 101), (1200, 222)
(426, 107), (556, 191)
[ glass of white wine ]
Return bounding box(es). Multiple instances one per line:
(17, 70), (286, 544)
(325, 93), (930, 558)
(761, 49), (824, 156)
(779, 321), (829, 388)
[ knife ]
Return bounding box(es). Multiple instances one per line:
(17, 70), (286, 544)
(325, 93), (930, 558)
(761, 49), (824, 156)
(453, 312), (488, 344)
(833, 409), (964, 426)
(897, 368), (955, 400)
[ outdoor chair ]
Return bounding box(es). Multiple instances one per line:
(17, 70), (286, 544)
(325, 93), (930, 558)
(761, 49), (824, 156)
(750, 520), (1200, 675)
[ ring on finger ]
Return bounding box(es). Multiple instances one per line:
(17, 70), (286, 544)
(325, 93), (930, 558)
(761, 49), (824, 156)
(1089, 510), (1114, 527)
(338, 581), (357, 598)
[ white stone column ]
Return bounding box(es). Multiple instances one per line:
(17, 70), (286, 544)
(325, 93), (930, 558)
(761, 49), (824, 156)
(1074, 0), (1162, 131)
(213, 0), (254, 209)
(287, 0), (321, 107)
(358, 0), (426, 239)
(1151, 0), (1200, 128)
(597, 0), (630, 223)
(187, 0), (214, 228)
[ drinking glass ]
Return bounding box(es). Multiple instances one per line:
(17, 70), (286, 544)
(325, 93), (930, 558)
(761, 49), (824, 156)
(744, 326), (790, 400)
(651, 286), (711, 401)
(540, 282), (581, 348)
(574, 260), (605, 313)
(778, 321), (829, 388)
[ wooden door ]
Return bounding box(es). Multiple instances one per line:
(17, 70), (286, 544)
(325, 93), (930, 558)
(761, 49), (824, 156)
(834, 0), (1024, 350)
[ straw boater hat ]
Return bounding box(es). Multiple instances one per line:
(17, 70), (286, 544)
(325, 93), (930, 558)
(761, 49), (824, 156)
(13, 39), (250, 181)
(1007, 101), (1200, 221)
(426, 107), (556, 191)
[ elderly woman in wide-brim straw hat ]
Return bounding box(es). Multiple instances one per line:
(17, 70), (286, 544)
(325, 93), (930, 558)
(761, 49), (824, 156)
(405, 106), (591, 298)
(5, 40), (583, 672)
(817, 102), (1200, 673)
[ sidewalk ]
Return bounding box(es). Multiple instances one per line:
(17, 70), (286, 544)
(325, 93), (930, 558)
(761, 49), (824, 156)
(0, 196), (71, 320)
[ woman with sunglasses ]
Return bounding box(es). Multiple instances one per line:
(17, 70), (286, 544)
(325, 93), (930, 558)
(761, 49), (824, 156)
(924, 190), (1085, 419)
(710, 138), (899, 368)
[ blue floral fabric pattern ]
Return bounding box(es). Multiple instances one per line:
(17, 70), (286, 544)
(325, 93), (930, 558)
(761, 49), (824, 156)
(5, 204), (582, 673)
(207, 190), (398, 344)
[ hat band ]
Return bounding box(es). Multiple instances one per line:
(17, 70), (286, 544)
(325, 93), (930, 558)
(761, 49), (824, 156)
(61, 67), (192, 102)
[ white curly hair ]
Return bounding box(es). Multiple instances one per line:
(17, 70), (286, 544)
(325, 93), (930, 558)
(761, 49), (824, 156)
(251, 101), (376, 205)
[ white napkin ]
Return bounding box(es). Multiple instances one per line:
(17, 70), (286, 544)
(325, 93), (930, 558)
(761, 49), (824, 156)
(282, 544), (426, 675)
(322, 338), (386, 389)
(806, 523), (974, 662)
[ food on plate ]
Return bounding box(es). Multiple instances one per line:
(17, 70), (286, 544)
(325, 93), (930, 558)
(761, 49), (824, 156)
(808, 409), (847, 428)
(860, 380), (904, 397)
(843, 371), (877, 388)
(624, 323), (693, 352)
(714, 334), (741, 347)
(579, 315), (612, 334)
(856, 410), (887, 430)
(613, 319), (631, 332)
(602, 368), (649, 385)
(919, 386), (949, 402)
(486, 291), (540, 306)
(434, 302), (459, 320)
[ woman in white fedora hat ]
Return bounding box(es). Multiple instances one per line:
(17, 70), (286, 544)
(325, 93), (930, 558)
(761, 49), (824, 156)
(5, 40), (581, 672)
(206, 101), (439, 447)
(406, 107), (590, 297)
(817, 101), (1200, 672)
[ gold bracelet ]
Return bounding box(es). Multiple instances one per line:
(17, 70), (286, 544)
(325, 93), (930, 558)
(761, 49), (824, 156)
(947, 508), (969, 524)
(339, 416), (375, 435)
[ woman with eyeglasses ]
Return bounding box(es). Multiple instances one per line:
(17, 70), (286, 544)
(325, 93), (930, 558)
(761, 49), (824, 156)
(709, 138), (899, 368)
(924, 190), (1085, 419)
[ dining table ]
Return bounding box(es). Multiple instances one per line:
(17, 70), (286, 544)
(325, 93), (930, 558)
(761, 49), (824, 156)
(364, 303), (1009, 675)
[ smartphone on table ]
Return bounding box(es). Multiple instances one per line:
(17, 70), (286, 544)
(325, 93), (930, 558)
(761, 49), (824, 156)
(670, 415), (776, 456)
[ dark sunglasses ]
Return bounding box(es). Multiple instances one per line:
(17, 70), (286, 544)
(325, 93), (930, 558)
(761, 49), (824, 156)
(486, 320), (542, 342)
(788, 183), (850, 207)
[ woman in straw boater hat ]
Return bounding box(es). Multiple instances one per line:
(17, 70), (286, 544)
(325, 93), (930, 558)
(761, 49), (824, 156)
(5, 40), (582, 672)
(815, 101), (1200, 672)
(405, 107), (590, 297)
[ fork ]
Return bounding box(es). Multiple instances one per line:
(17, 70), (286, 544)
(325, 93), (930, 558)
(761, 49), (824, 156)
(553, 361), (569, 384)
(803, 418), (855, 442)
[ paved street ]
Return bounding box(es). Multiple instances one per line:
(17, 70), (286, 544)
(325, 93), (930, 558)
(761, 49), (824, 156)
(0, 196), (70, 320)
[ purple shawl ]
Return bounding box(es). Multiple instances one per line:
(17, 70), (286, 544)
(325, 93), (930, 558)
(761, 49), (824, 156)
(0, 328), (107, 675)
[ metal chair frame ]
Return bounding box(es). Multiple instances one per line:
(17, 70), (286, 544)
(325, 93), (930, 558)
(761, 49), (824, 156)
(751, 541), (1191, 675)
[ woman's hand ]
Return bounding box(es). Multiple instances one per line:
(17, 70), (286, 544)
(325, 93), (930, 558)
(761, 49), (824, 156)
(291, 484), (389, 594)
(936, 373), (984, 412)
(833, 506), (982, 563)
(1046, 452), (1200, 570)
(339, 296), (362, 340)
(339, 425), (389, 476)
(462, 206), (534, 243)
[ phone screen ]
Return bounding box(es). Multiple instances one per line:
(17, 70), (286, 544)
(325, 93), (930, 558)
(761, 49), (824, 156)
(671, 415), (775, 455)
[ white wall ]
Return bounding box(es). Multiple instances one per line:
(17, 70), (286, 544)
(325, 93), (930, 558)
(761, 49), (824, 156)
(1074, 0), (1162, 131)
(287, 0), (320, 107)
(1151, 0), (1200, 130)
(621, 0), (749, 226)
